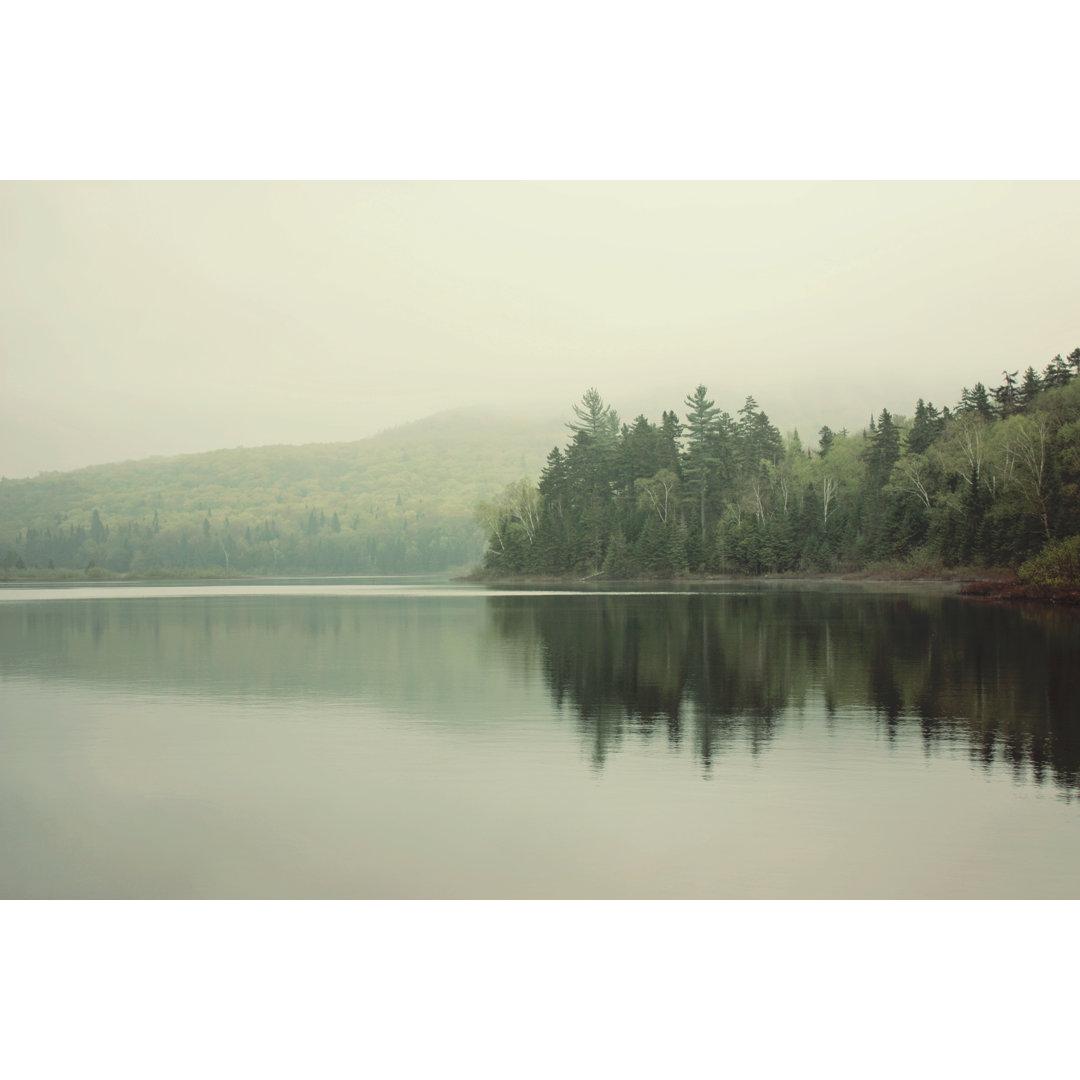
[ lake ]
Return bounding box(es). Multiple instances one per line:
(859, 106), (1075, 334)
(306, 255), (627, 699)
(1, 578), (1077, 898)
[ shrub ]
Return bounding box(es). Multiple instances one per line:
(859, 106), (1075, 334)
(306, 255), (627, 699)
(1018, 534), (1080, 586)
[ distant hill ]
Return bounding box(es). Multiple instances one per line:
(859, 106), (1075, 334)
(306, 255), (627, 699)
(0, 409), (567, 575)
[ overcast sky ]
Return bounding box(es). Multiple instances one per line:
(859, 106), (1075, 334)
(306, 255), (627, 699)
(2, 180), (1078, 478)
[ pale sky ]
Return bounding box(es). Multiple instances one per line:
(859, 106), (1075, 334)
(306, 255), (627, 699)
(2, 181), (1078, 479)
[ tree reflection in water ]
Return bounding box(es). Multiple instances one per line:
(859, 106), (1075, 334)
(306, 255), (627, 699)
(486, 589), (1080, 791)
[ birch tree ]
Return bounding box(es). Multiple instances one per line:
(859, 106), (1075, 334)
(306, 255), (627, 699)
(1002, 415), (1052, 540)
(635, 469), (680, 524)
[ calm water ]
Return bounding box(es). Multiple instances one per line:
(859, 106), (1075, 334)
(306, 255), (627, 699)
(1, 578), (1077, 898)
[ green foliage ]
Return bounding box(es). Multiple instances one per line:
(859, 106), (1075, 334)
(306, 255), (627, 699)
(1018, 535), (1080, 586)
(0, 411), (564, 577)
(682, 386), (722, 542)
(475, 345), (1080, 579)
(906, 399), (944, 455)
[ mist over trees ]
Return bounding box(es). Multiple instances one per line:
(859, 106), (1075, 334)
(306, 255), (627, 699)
(0, 412), (562, 577)
(478, 348), (1080, 579)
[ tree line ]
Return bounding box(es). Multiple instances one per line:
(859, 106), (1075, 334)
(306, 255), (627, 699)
(0, 412), (563, 577)
(477, 349), (1080, 579)
(4, 511), (480, 577)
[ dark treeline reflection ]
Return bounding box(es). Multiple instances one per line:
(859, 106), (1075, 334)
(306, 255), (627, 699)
(486, 590), (1080, 790)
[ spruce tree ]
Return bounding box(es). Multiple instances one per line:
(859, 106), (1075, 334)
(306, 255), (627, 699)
(960, 382), (994, 420)
(1019, 367), (1042, 408)
(906, 399), (941, 455)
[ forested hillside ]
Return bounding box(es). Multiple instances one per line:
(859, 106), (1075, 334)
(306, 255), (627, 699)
(0, 410), (564, 576)
(478, 350), (1080, 581)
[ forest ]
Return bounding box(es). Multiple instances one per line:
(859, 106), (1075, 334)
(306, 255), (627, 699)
(0, 411), (562, 578)
(477, 349), (1080, 583)
(3, 351), (1078, 583)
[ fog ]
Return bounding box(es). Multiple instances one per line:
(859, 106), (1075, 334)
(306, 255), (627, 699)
(2, 181), (1078, 479)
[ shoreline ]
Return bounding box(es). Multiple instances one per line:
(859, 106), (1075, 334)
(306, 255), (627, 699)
(955, 580), (1080, 605)
(461, 567), (1077, 605)
(459, 565), (1012, 587)
(3, 566), (1076, 604)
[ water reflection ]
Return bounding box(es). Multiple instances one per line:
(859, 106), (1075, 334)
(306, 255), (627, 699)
(3, 587), (1078, 793)
(486, 590), (1080, 791)
(0, 595), (514, 722)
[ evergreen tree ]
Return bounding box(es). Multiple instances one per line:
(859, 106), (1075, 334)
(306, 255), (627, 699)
(567, 387), (619, 442)
(959, 383), (994, 420)
(564, 389), (620, 572)
(1042, 354), (1072, 389)
(535, 447), (571, 572)
(601, 526), (635, 578)
(866, 409), (901, 483)
(993, 370), (1020, 417)
(659, 411), (683, 476)
(617, 415), (663, 498)
(738, 397), (783, 477)
(906, 399), (942, 455)
(818, 426), (835, 457)
(682, 386), (722, 550)
(1019, 367), (1043, 409)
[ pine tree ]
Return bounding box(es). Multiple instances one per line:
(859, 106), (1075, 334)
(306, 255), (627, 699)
(682, 386), (722, 549)
(567, 387), (619, 442)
